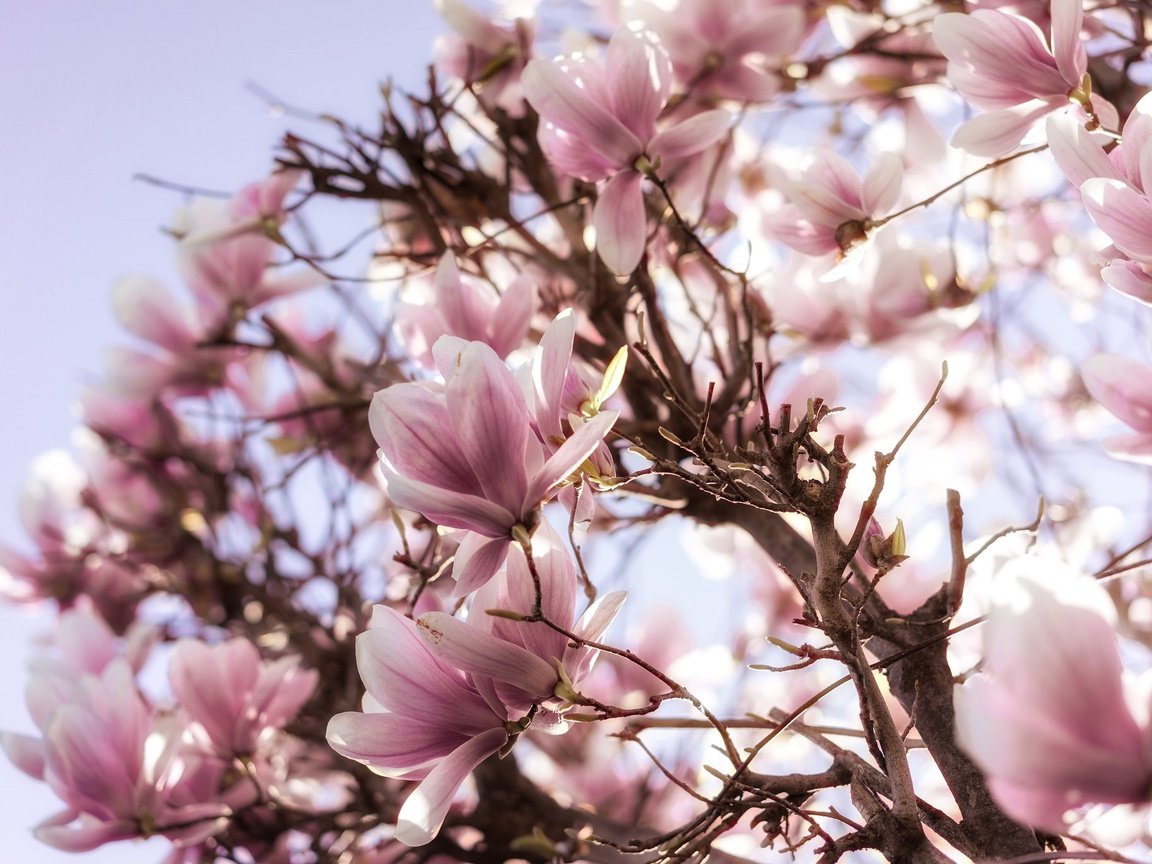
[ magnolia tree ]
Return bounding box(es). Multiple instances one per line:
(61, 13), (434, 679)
(6, 0), (1152, 862)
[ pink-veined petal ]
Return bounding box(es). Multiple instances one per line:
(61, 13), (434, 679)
(1045, 113), (1114, 187)
(394, 727), (508, 846)
(605, 29), (670, 144)
(524, 409), (619, 506)
(951, 101), (1056, 157)
(489, 274), (537, 358)
(1, 731), (46, 780)
(445, 342), (530, 514)
(453, 532), (512, 596)
(522, 59), (642, 166)
(34, 811), (136, 852)
(1050, 0), (1086, 86)
(861, 152), (903, 216)
(416, 612), (558, 698)
(594, 171), (646, 275)
(649, 110), (730, 163)
(326, 711), (461, 777)
(1082, 178), (1152, 261)
(384, 469), (515, 536)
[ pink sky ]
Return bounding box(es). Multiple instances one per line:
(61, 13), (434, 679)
(0, 3), (440, 861)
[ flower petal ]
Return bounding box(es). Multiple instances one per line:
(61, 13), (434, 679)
(594, 171), (646, 275)
(394, 727), (508, 846)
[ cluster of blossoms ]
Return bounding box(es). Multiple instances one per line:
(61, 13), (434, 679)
(7, 0), (1152, 862)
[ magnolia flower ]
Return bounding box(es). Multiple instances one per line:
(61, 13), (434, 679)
(170, 638), (318, 756)
(954, 560), (1152, 830)
(522, 27), (729, 274)
(416, 521), (625, 730)
(933, 0), (1113, 156)
(1047, 94), (1152, 304)
(1082, 354), (1152, 463)
(637, 0), (805, 104)
(767, 150), (903, 257)
(326, 605), (512, 846)
(5, 660), (229, 852)
(174, 171), (321, 326)
(370, 337), (618, 594)
(434, 0), (534, 114)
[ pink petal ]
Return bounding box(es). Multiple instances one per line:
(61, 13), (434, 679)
(1, 731), (46, 779)
(384, 469), (515, 536)
(489, 274), (537, 358)
(1082, 354), (1152, 432)
(1082, 179), (1152, 261)
(1045, 113), (1114, 187)
(111, 277), (197, 350)
(355, 607), (504, 733)
(1101, 261), (1152, 306)
(370, 385), (481, 493)
(34, 811), (136, 852)
(326, 711), (459, 777)
(604, 29), (670, 144)
(649, 110), (730, 163)
(861, 152), (903, 216)
(533, 310), (577, 442)
(594, 171), (646, 275)
(416, 612), (558, 698)
(522, 59), (642, 167)
(524, 409), (619, 506)
(453, 532), (512, 596)
(394, 727), (508, 846)
(951, 101), (1055, 157)
(445, 343), (530, 515)
(1049, 0), (1086, 86)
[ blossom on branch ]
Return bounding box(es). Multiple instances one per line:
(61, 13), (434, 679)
(933, 0), (1111, 156)
(522, 27), (729, 274)
(954, 560), (1152, 831)
(370, 336), (618, 593)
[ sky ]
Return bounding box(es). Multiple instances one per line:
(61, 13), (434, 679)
(0, 3), (441, 861)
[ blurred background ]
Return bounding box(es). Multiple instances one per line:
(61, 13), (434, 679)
(0, 2), (441, 860)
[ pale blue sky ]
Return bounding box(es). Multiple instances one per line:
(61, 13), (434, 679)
(0, 3), (440, 861)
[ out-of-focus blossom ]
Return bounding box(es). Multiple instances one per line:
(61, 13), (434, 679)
(174, 171), (321, 327)
(326, 605), (511, 846)
(370, 337), (618, 593)
(397, 252), (537, 365)
(933, 0), (1114, 156)
(954, 559), (1152, 830)
(523, 27), (729, 274)
(434, 0), (534, 114)
(6, 660), (230, 852)
(1082, 353), (1152, 463)
(170, 637), (317, 756)
(636, 0), (804, 104)
(767, 150), (903, 257)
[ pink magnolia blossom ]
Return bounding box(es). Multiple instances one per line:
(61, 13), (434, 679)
(397, 252), (537, 365)
(933, 0), (1111, 156)
(170, 637), (318, 756)
(7, 659), (230, 852)
(637, 0), (805, 104)
(325, 605), (512, 846)
(767, 150), (903, 257)
(522, 27), (729, 274)
(105, 275), (231, 397)
(434, 0), (534, 114)
(416, 520), (625, 730)
(370, 337), (618, 594)
(1082, 353), (1152, 463)
(174, 171), (321, 327)
(1048, 94), (1152, 304)
(954, 560), (1152, 830)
